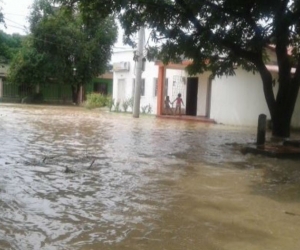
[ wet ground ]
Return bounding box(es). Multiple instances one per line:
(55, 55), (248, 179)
(0, 104), (300, 250)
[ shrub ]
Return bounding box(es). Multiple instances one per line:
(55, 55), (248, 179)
(141, 104), (152, 114)
(141, 105), (148, 114)
(122, 99), (130, 112)
(107, 96), (114, 111)
(128, 97), (134, 111)
(85, 92), (107, 109)
(115, 100), (121, 112)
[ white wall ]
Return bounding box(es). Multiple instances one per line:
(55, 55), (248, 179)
(112, 50), (135, 105)
(210, 69), (271, 126)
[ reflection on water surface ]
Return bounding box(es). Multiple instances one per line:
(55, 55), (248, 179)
(0, 104), (300, 250)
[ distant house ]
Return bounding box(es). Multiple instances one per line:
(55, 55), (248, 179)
(112, 47), (300, 128)
(89, 72), (113, 96)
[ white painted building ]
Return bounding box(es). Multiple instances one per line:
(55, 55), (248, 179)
(112, 49), (187, 113)
(112, 48), (300, 129)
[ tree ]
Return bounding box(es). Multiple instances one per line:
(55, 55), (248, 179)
(9, 0), (117, 103)
(9, 38), (52, 88)
(56, 0), (300, 138)
(0, 31), (24, 63)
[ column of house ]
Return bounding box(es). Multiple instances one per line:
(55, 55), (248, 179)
(156, 65), (166, 115)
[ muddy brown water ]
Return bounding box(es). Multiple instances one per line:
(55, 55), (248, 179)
(0, 104), (300, 250)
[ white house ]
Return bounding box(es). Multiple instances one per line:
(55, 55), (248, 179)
(112, 49), (187, 113)
(112, 47), (300, 128)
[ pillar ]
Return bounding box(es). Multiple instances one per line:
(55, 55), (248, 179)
(157, 65), (165, 115)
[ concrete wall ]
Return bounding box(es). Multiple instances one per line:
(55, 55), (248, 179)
(210, 69), (272, 126)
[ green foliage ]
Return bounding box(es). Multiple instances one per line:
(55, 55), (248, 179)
(128, 96), (134, 110)
(141, 104), (152, 114)
(0, 31), (24, 63)
(85, 92), (108, 109)
(106, 96), (114, 111)
(9, 0), (117, 99)
(122, 99), (130, 112)
(114, 100), (121, 112)
(55, 0), (300, 77)
(8, 39), (51, 87)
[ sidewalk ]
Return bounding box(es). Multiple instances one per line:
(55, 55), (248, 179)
(156, 114), (216, 124)
(242, 140), (300, 159)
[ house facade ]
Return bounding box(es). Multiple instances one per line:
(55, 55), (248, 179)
(112, 49), (187, 113)
(112, 48), (300, 128)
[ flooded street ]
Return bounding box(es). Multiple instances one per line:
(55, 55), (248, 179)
(0, 104), (300, 250)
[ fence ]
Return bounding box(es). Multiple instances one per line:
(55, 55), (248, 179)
(2, 82), (74, 104)
(1, 78), (113, 104)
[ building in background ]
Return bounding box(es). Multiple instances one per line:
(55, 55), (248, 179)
(111, 48), (187, 114)
(112, 46), (300, 129)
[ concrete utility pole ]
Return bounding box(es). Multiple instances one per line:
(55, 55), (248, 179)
(133, 27), (145, 118)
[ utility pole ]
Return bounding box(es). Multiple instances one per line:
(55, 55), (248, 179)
(133, 27), (145, 118)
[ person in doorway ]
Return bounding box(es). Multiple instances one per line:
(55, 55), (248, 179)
(173, 93), (184, 115)
(164, 96), (173, 115)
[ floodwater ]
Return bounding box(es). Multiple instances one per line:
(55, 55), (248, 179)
(0, 104), (300, 250)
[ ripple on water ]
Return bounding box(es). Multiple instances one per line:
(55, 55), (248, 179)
(1, 104), (300, 250)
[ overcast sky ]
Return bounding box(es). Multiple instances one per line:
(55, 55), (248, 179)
(1, 0), (34, 35)
(0, 0), (130, 49)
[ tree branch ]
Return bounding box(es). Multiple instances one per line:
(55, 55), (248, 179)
(174, 0), (260, 63)
(204, 1), (263, 41)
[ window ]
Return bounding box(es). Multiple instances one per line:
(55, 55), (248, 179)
(132, 78), (145, 97)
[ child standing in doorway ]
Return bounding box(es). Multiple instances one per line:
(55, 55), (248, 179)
(173, 93), (184, 115)
(164, 96), (173, 115)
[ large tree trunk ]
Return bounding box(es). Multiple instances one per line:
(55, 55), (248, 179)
(272, 110), (293, 138)
(259, 64), (299, 138)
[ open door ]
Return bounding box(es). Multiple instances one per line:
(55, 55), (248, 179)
(186, 77), (198, 116)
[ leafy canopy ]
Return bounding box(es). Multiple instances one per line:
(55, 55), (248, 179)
(55, 0), (300, 77)
(0, 31), (24, 63)
(9, 0), (117, 87)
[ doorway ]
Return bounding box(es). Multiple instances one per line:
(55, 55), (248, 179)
(186, 77), (198, 116)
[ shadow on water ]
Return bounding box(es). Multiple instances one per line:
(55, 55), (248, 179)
(223, 141), (300, 203)
(248, 157), (300, 203)
(0, 104), (300, 249)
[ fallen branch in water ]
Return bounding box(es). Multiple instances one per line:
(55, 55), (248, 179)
(285, 211), (300, 216)
(87, 159), (96, 170)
